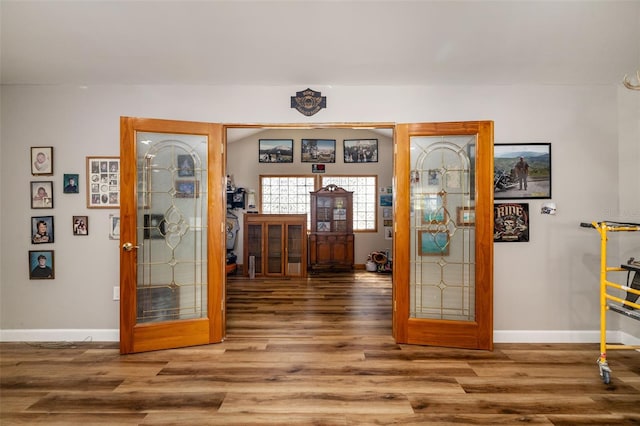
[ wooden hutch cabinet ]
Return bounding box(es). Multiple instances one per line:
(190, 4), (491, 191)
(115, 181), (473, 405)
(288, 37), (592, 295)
(308, 184), (354, 270)
(243, 214), (307, 277)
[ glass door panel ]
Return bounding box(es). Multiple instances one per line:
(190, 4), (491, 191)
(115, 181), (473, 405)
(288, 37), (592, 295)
(266, 224), (283, 274)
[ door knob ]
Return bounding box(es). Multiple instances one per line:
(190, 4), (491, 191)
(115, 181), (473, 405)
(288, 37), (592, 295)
(122, 242), (139, 251)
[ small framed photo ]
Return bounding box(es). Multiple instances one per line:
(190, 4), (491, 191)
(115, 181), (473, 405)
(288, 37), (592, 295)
(109, 214), (120, 240)
(86, 156), (120, 208)
(317, 221), (331, 232)
(343, 139), (378, 163)
(494, 143), (551, 199)
(31, 215), (54, 244)
(494, 202), (530, 242)
(177, 154), (195, 177)
(63, 173), (80, 194)
(29, 250), (54, 279)
(312, 164), (326, 173)
(73, 216), (89, 236)
(259, 139), (294, 163)
(175, 180), (200, 198)
(144, 214), (167, 239)
(301, 139), (336, 163)
(421, 191), (448, 224)
(418, 231), (450, 256)
(456, 207), (475, 227)
(31, 181), (54, 209)
(31, 147), (53, 175)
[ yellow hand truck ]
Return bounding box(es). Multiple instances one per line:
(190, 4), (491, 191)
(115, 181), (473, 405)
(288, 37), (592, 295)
(581, 221), (640, 384)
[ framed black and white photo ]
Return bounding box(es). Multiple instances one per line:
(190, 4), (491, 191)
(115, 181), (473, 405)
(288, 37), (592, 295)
(31, 146), (53, 175)
(29, 250), (54, 279)
(259, 139), (293, 163)
(31, 215), (54, 244)
(31, 181), (54, 209)
(86, 156), (120, 208)
(63, 173), (80, 194)
(494, 143), (551, 199)
(72, 215), (89, 235)
(301, 139), (336, 163)
(343, 139), (378, 163)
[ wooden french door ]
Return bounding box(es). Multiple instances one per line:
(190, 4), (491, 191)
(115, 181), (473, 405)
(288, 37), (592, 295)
(119, 117), (225, 354)
(393, 121), (494, 350)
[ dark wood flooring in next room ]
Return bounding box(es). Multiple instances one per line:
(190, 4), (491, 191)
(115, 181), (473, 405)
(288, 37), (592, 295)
(1, 271), (639, 425)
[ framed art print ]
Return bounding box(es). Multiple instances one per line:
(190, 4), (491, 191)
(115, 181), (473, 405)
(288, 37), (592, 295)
(175, 180), (200, 198)
(494, 143), (551, 199)
(259, 139), (293, 163)
(456, 207), (475, 227)
(177, 154), (195, 177)
(301, 139), (336, 163)
(31, 181), (53, 209)
(418, 231), (450, 256)
(86, 156), (120, 208)
(421, 191), (448, 224)
(494, 202), (530, 242)
(31, 147), (53, 175)
(343, 139), (378, 163)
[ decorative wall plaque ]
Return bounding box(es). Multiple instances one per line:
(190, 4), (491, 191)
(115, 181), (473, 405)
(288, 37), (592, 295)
(291, 88), (326, 116)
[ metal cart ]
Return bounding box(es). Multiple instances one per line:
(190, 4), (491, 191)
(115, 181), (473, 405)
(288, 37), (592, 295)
(581, 221), (640, 384)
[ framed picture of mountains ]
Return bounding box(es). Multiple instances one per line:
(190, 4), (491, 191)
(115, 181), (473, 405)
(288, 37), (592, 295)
(494, 143), (551, 199)
(259, 139), (294, 163)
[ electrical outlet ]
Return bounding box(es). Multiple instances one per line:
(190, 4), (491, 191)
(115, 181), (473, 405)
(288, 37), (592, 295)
(113, 286), (120, 301)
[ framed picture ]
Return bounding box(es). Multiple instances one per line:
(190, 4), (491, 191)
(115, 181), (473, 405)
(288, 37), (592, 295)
(343, 139), (378, 163)
(31, 146), (53, 175)
(494, 143), (551, 199)
(109, 214), (120, 240)
(177, 154), (195, 177)
(29, 250), (54, 279)
(418, 231), (450, 256)
(144, 214), (167, 239)
(175, 180), (199, 198)
(259, 139), (294, 163)
(63, 173), (79, 194)
(86, 156), (120, 208)
(31, 181), (53, 209)
(301, 139), (336, 163)
(494, 202), (529, 242)
(317, 221), (331, 232)
(311, 164), (326, 173)
(456, 207), (475, 227)
(421, 191), (448, 224)
(72, 215), (88, 235)
(31, 215), (54, 244)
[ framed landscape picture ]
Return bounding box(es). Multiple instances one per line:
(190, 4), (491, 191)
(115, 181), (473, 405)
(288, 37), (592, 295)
(494, 143), (551, 199)
(343, 139), (378, 163)
(259, 139), (293, 163)
(301, 139), (336, 163)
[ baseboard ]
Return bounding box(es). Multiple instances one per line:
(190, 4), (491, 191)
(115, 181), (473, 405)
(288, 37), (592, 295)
(2, 329), (638, 346)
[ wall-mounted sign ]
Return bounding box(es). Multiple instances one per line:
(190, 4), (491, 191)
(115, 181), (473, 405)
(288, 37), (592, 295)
(291, 88), (326, 116)
(312, 164), (326, 173)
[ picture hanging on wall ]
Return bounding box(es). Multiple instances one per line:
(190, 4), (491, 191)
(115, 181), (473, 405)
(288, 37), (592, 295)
(29, 250), (54, 279)
(86, 156), (120, 208)
(73, 216), (88, 235)
(109, 214), (120, 240)
(31, 215), (54, 244)
(259, 139), (294, 163)
(494, 202), (529, 242)
(343, 139), (378, 163)
(63, 173), (80, 194)
(494, 143), (551, 199)
(31, 146), (53, 176)
(418, 230), (450, 256)
(31, 181), (54, 209)
(301, 139), (336, 163)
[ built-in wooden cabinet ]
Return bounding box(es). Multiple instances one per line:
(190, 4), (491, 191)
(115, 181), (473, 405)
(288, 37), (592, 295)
(309, 185), (354, 270)
(243, 214), (307, 277)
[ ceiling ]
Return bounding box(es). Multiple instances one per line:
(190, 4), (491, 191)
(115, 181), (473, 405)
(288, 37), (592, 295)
(1, 0), (639, 88)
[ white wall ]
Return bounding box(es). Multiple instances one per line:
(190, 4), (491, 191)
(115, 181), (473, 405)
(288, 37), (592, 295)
(1, 83), (638, 343)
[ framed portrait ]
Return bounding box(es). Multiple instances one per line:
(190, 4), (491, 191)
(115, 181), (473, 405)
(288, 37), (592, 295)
(109, 214), (120, 240)
(63, 173), (80, 194)
(31, 215), (54, 244)
(418, 231), (450, 256)
(86, 156), (120, 208)
(31, 181), (54, 209)
(29, 250), (54, 280)
(494, 143), (551, 199)
(343, 139), (378, 163)
(494, 202), (530, 242)
(421, 191), (448, 224)
(175, 180), (200, 198)
(144, 214), (167, 239)
(72, 215), (89, 236)
(456, 206), (475, 227)
(177, 154), (195, 177)
(301, 139), (336, 163)
(259, 139), (294, 163)
(31, 146), (53, 176)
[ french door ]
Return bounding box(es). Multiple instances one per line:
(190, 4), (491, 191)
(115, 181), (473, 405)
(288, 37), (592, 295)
(393, 121), (494, 350)
(119, 117), (225, 354)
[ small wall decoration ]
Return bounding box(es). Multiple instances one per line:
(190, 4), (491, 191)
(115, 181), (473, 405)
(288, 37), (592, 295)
(29, 250), (54, 279)
(301, 139), (336, 163)
(177, 154), (195, 177)
(290, 88), (326, 116)
(494, 143), (551, 199)
(259, 139), (293, 163)
(109, 214), (120, 240)
(175, 180), (199, 198)
(63, 173), (79, 194)
(86, 156), (120, 208)
(31, 215), (54, 244)
(72, 216), (88, 235)
(418, 231), (450, 256)
(312, 164), (325, 173)
(456, 206), (475, 227)
(494, 202), (529, 242)
(31, 181), (54, 209)
(31, 147), (53, 176)
(421, 191), (448, 224)
(343, 139), (378, 163)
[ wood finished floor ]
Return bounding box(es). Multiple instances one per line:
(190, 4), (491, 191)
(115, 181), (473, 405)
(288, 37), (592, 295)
(1, 271), (640, 425)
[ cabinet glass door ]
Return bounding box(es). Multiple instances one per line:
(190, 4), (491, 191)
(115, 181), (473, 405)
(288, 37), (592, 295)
(266, 224), (283, 275)
(287, 223), (303, 275)
(246, 223), (263, 275)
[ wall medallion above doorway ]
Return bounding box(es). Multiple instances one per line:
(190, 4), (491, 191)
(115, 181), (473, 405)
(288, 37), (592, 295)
(290, 88), (326, 116)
